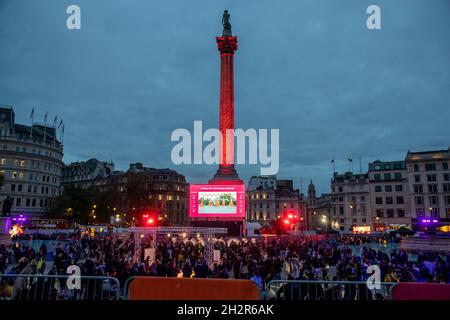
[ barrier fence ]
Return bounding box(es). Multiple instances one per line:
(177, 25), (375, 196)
(4, 275), (449, 301)
(265, 280), (398, 301)
(0, 274), (120, 300)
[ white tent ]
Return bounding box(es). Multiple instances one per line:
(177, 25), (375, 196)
(245, 222), (262, 237)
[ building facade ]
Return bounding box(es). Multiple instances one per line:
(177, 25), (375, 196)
(0, 106), (64, 216)
(246, 176), (307, 229)
(62, 158), (114, 189)
(406, 149), (450, 229)
(89, 163), (189, 226)
(331, 172), (371, 233)
(368, 160), (411, 231)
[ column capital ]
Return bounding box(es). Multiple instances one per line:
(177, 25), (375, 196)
(216, 36), (238, 54)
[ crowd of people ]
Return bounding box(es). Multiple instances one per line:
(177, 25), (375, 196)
(1, 232), (449, 300)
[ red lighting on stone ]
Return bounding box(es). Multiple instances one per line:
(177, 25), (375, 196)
(216, 36), (238, 172)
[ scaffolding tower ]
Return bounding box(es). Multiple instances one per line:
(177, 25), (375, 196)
(122, 227), (228, 266)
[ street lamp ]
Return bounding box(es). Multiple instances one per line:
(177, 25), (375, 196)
(321, 215), (328, 234)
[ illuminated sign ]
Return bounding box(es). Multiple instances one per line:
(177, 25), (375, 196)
(353, 226), (371, 234)
(189, 184), (245, 218)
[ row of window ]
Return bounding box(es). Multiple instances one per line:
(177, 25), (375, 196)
(374, 185), (403, 192)
(412, 162), (449, 172)
(1, 169), (59, 184)
(10, 183), (58, 195)
(372, 163), (404, 171)
(414, 173), (450, 182)
(334, 196), (366, 202)
(2, 144), (59, 159)
(415, 208), (450, 218)
(413, 183), (450, 193)
(415, 195), (450, 206)
(375, 196), (404, 205)
(373, 172), (403, 180)
(252, 202), (296, 209)
(376, 208), (406, 218)
(7, 197), (49, 208)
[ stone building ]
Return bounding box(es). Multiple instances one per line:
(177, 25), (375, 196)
(0, 106), (63, 216)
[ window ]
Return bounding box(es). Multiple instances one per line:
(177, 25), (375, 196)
(428, 184), (438, 193)
(387, 209), (394, 218)
(374, 174), (381, 180)
(26, 199), (30, 207)
(16, 198), (21, 206)
(376, 197), (383, 205)
(396, 196), (404, 204)
(32, 199), (36, 207)
(376, 209), (384, 217)
(414, 185), (423, 193)
(395, 185), (403, 192)
(427, 174), (437, 182)
(416, 208), (425, 217)
(414, 175), (421, 183)
(397, 209), (405, 217)
(0, 158), (6, 165)
(385, 185), (393, 192)
(339, 207), (344, 215)
(375, 186), (382, 192)
(386, 197), (393, 205)
(384, 173), (391, 180)
(425, 163), (437, 171)
(443, 184), (450, 193)
(444, 174), (450, 182)
(12, 172), (17, 179)
(11, 184), (16, 192)
(429, 195), (439, 205)
(394, 172), (402, 179)
(415, 196), (424, 205)
(18, 185), (22, 192)
(414, 164), (419, 172)
(443, 162), (449, 170)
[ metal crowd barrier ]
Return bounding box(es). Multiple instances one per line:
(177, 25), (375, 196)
(265, 280), (398, 301)
(0, 274), (120, 300)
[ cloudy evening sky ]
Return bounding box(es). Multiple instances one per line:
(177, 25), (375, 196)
(1, 0), (449, 195)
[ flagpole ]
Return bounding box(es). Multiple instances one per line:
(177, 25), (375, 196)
(29, 108), (34, 138)
(43, 112), (48, 143)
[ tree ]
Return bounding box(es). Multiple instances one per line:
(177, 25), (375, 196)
(125, 173), (150, 212)
(49, 185), (94, 223)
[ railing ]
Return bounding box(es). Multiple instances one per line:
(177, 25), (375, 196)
(0, 274), (120, 300)
(0, 274), (401, 301)
(265, 280), (398, 301)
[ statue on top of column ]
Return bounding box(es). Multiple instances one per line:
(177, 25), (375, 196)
(222, 10), (232, 36)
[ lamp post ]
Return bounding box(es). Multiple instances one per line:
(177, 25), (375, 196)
(321, 215), (328, 235)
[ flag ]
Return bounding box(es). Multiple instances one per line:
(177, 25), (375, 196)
(58, 119), (63, 128)
(348, 158), (353, 162)
(62, 123), (65, 133)
(331, 159), (334, 163)
(30, 108), (35, 120)
(43, 112), (48, 123)
(53, 116), (58, 126)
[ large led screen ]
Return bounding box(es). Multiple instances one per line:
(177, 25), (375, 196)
(189, 184), (245, 218)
